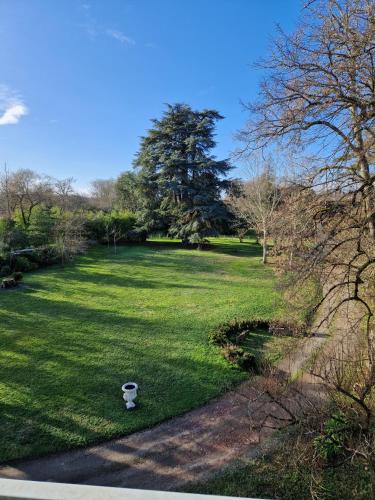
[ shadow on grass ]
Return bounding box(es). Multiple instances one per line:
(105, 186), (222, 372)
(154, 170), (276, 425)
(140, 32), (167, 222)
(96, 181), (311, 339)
(0, 291), (242, 463)
(0, 237), (269, 463)
(35, 267), (212, 290)
(142, 238), (263, 258)
(31, 245), (263, 291)
(25, 240), (264, 292)
(241, 329), (275, 357)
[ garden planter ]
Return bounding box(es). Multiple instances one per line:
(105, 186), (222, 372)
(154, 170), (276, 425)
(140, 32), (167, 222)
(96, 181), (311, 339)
(122, 382), (138, 410)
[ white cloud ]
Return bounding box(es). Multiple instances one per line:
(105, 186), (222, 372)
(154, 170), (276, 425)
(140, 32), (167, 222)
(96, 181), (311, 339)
(0, 85), (28, 126)
(0, 104), (28, 125)
(106, 29), (135, 46)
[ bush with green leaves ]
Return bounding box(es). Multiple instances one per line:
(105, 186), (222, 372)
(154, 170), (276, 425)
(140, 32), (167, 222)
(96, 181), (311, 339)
(126, 228), (148, 243)
(0, 265), (11, 277)
(0, 218), (29, 250)
(31, 246), (59, 266)
(26, 206), (56, 246)
(221, 344), (260, 372)
(209, 317), (304, 372)
(0, 254), (5, 267)
(12, 272), (23, 282)
(210, 319), (271, 372)
(85, 210), (137, 244)
(13, 256), (33, 272)
(209, 318), (270, 346)
(314, 412), (352, 462)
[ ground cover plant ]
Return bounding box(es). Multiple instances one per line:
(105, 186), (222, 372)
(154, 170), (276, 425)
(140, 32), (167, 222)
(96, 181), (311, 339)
(182, 446), (371, 499)
(209, 317), (304, 372)
(0, 237), (286, 462)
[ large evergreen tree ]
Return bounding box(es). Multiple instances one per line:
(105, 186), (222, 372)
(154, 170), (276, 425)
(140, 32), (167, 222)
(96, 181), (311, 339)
(134, 103), (232, 246)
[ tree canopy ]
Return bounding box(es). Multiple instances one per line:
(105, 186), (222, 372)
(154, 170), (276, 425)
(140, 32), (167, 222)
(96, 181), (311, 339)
(134, 103), (233, 245)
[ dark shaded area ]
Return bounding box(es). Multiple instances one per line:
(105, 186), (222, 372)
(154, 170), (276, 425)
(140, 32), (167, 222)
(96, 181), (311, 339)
(142, 238), (263, 258)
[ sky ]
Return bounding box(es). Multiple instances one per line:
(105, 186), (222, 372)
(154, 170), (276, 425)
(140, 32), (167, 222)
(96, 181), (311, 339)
(0, 0), (302, 190)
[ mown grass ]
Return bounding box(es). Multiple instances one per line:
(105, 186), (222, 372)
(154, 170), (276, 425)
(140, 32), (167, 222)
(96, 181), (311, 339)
(0, 237), (283, 462)
(241, 328), (300, 365)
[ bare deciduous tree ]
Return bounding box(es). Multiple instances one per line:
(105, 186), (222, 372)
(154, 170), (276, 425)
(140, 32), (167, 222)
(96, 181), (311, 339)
(271, 185), (317, 267)
(228, 157), (280, 263)
(0, 163), (13, 219)
(239, 0), (375, 492)
(240, 0), (375, 239)
(53, 177), (75, 212)
(0, 168), (53, 227)
(90, 179), (117, 211)
(54, 212), (86, 265)
(239, 0), (375, 348)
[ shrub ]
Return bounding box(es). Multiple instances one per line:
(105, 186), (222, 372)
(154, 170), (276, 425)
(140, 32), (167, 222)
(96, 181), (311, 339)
(12, 272), (23, 282)
(126, 229), (148, 243)
(31, 246), (59, 266)
(85, 210), (138, 244)
(209, 318), (270, 346)
(238, 351), (260, 372)
(221, 344), (260, 372)
(0, 265), (11, 277)
(14, 256), (33, 272)
(221, 344), (245, 363)
(8, 247), (58, 273)
(314, 412), (351, 462)
(24, 251), (40, 264)
(210, 319), (271, 373)
(210, 318), (308, 345)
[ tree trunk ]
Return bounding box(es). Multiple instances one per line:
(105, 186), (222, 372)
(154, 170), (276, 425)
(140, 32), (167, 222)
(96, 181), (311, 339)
(359, 159), (375, 240)
(262, 229), (267, 264)
(20, 205), (27, 228)
(352, 107), (375, 240)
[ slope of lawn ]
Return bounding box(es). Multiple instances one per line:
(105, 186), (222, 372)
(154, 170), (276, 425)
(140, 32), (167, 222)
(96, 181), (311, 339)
(0, 237), (283, 462)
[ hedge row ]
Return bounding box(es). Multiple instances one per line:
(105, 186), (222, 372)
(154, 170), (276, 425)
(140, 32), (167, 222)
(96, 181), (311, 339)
(209, 318), (307, 372)
(0, 246), (60, 277)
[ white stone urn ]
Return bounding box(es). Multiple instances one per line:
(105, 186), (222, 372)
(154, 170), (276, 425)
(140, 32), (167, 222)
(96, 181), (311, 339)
(122, 382), (138, 410)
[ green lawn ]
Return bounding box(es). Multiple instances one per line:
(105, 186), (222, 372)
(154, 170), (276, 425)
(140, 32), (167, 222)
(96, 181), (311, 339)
(0, 237), (282, 462)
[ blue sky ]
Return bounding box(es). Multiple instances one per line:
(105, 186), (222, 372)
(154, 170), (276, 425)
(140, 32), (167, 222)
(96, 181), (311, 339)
(0, 0), (301, 190)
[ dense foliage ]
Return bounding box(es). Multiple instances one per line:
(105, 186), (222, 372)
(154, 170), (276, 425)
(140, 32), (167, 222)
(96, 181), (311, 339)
(133, 103), (233, 246)
(0, 207), (139, 276)
(0, 103), (237, 276)
(209, 317), (304, 372)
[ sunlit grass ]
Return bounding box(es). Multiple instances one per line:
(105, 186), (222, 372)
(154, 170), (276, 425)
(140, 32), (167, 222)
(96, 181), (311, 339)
(0, 237), (282, 462)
